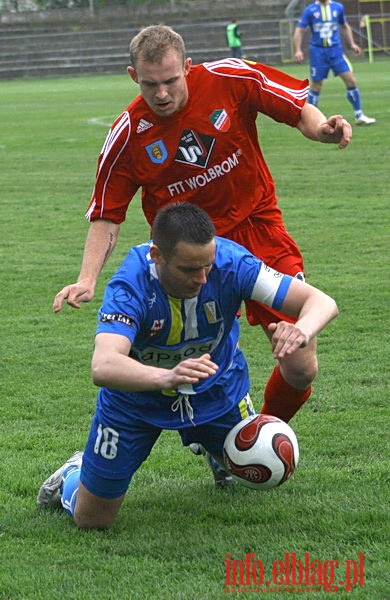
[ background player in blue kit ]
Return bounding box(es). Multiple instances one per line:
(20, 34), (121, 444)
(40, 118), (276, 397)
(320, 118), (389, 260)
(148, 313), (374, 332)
(293, 0), (375, 125)
(38, 203), (338, 530)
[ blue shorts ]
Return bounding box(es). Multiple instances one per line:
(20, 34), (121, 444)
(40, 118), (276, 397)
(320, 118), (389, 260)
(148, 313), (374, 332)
(310, 45), (351, 81)
(80, 393), (255, 499)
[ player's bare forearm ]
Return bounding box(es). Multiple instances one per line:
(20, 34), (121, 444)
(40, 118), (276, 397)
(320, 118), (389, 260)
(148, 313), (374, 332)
(53, 219), (120, 312)
(293, 28), (305, 62)
(297, 104), (352, 149)
(78, 219), (120, 283)
(342, 23), (361, 55)
(92, 340), (218, 391)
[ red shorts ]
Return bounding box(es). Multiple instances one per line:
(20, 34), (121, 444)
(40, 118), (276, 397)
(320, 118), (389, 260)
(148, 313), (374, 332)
(228, 217), (305, 327)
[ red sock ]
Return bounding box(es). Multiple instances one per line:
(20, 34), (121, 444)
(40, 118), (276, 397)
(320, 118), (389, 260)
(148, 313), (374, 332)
(261, 365), (312, 422)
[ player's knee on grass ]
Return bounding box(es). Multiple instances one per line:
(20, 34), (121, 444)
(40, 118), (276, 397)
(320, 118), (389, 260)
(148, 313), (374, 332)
(73, 483), (124, 530)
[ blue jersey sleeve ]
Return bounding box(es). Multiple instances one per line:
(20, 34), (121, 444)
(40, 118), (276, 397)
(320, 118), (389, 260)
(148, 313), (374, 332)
(297, 5), (311, 28)
(338, 4), (346, 26)
(97, 280), (143, 342)
(95, 243), (153, 341)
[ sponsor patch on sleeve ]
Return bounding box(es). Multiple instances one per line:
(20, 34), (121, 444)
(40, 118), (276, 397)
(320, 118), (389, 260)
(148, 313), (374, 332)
(99, 312), (135, 327)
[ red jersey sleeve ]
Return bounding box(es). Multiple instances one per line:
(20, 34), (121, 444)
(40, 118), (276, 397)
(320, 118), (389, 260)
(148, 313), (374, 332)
(203, 58), (309, 127)
(85, 111), (139, 223)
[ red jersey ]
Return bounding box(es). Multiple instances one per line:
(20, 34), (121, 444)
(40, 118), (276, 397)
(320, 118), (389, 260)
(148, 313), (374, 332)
(86, 58), (309, 235)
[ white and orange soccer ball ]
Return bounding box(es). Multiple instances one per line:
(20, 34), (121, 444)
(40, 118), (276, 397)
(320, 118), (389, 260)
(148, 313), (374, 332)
(223, 414), (299, 490)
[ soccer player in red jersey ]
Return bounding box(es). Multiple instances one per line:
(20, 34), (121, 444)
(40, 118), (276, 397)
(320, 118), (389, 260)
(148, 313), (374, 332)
(54, 25), (351, 423)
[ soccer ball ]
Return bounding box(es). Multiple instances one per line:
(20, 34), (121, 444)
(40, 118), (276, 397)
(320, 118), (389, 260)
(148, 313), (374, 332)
(223, 414), (299, 490)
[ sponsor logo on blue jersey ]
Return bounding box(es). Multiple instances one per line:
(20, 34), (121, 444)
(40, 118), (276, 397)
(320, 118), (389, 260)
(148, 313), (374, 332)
(100, 312), (135, 327)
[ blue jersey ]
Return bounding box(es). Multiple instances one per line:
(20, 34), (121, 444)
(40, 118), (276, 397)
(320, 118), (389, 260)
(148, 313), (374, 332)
(297, 1), (346, 47)
(96, 237), (292, 428)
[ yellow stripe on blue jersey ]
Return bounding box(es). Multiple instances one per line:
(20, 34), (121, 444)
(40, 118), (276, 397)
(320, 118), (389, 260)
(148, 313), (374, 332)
(162, 297), (184, 396)
(238, 393), (255, 419)
(167, 296), (183, 345)
(163, 297), (200, 397)
(321, 3), (332, 47)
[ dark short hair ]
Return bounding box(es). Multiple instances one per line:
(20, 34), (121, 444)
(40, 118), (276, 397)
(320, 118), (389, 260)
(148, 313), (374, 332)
(152, 202), (216, 260)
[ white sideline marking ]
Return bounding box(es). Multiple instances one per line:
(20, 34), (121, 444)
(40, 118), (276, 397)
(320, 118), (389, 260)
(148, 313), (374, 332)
(87, 116), (114, 127)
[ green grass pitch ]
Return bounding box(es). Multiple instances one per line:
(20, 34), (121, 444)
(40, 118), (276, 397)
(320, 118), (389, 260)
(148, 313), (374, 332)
(0, 58), (388, 599)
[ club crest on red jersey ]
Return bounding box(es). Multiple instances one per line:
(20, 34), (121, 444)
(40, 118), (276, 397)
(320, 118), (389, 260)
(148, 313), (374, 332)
(174, 129), (215, 168)
(209, 109), (231, 132)
(145, 140), (168, 164)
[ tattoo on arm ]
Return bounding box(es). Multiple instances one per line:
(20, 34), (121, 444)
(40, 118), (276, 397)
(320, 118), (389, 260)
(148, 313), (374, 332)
(103, 232), (114, 266)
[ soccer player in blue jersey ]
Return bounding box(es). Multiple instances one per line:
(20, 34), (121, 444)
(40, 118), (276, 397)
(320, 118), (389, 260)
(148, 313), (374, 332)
(293, 0), (375, 125)
(38, 203), (338, 529)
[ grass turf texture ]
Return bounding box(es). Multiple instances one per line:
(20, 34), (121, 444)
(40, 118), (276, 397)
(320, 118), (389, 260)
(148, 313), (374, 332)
(0, 59), (388, 599)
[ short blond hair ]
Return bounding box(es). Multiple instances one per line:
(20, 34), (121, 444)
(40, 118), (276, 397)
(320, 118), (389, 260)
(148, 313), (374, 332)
(129, 25), (186, 68)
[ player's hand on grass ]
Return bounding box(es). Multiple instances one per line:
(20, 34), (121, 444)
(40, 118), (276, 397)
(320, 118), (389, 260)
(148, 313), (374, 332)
(53, 281), (95, 312)
(319, 114), (352, 149)
(268, 322), (309, 359)
(165, 353), (218, 388)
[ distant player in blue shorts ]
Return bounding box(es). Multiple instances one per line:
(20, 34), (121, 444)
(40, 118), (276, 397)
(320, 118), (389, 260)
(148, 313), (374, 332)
(293, 0), (375, 125)
(37, 202), (338, 529)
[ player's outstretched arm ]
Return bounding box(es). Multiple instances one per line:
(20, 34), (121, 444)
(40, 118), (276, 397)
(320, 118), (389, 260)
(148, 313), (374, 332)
(53, 219), (120, 312)
(92, 333), (218, 392)
(297, 103), (352, 149)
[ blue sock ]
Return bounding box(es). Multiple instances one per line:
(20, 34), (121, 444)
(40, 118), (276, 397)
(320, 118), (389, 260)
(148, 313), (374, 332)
(347, 86), (362, 117)
(61, 466), (81, 518)
(308, 90), (320, 106)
